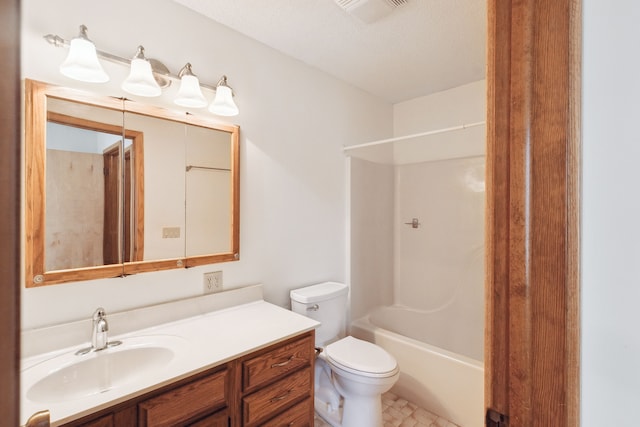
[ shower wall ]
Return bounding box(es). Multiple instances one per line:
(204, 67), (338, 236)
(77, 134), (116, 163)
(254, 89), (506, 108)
(349, 80), (486, 322)
(349, 158), (395, 320)
(394, 156), (485, 311)
(350, 156), (484, 333)
(394, 156), (485, 355)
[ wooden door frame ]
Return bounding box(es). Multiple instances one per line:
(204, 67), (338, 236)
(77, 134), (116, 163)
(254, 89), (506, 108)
(0, 0), (20, 425)
(485, 0), (581, 425)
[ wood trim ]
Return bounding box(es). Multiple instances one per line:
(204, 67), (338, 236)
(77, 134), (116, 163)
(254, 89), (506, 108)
(484, 0), (511, 415)
(485, 0), (581, 425)
(566, 2), (582, 424)
(25, 80), (128, 286)
(48, 112), (123, 134)
(185, 253), (238, 268)
(123, 258), (187, 275)
(230, 124), (241, 261)
(132, 131), (145, 262)
(0, 0), (20, 425)
(103, 145), (122, 265)
(24, 80), (47, 286)
(25, 79), (240, 286)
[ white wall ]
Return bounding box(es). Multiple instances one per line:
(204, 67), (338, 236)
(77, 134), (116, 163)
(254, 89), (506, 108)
(21, 0), (393, 329)
(393, 80), (486, 163)
(582, 1), (640, 424)
(394, 80), (486, 135)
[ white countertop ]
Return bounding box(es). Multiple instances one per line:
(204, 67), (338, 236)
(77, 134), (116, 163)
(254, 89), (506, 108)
(20, 298), (319, 426)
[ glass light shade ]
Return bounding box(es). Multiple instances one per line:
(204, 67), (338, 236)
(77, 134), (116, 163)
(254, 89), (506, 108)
(209, 85), (239, 116)
(121, 58), (161, 97)
(59, 37), (109, 83)
(174, 75), (207, 108)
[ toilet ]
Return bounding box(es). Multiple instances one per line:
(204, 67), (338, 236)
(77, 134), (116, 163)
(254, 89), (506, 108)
(290, 282), (399, 427)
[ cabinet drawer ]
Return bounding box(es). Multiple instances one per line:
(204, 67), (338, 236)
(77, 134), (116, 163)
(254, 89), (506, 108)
(242, 335), (313, 392)
(188, 409), (228, 427)
(73, 414), (114, 427)
(242, 367), (312, 426)
(139, 368), (228, 427)
(261, 397), (313, 427)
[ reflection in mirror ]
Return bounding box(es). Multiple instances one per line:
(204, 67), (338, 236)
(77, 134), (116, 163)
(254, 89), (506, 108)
(183, 114), (240, 268)
(45, 99), (146, 272)
(25, 80), (127, 285)
(25, 79), (240, 287)
(46, 99), (125, 270)
(123, 110), (185, 265)
(185, 123), (232, 257)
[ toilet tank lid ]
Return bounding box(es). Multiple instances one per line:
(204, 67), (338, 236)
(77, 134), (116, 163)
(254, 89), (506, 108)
(290, 281), (348, 303)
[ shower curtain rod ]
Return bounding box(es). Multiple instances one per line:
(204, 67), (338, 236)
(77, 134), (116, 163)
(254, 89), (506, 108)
(343, 121), (486, 152)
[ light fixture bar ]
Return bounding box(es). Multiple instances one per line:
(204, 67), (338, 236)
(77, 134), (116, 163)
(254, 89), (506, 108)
(44, 33), (225, 92)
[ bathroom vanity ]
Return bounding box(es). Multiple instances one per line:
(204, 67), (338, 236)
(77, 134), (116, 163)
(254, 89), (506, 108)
(20, 286), (319, 427)
(60, 333), (314, 426)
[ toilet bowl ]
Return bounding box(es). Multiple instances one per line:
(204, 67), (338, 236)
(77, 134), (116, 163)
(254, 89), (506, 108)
(290, 282), (399, 427)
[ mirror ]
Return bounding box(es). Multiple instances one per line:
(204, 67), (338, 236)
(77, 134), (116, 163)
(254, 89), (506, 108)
(25, 79), (240, 287)
(45, 98), (126, 270)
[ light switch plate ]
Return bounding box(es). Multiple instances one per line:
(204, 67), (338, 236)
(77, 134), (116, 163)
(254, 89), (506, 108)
(162, 227), (180, 238)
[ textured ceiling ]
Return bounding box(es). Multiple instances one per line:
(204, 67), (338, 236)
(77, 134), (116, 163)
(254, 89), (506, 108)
(173, 0), (486, 104)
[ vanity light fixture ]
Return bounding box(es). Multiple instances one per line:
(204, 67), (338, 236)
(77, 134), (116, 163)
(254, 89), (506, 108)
(59, 25), (109, 83)
(121, 46), (162, 97)
(174, 63), (208, 108)
(44, 24), (239, 116)
(209, 76), (239, 117)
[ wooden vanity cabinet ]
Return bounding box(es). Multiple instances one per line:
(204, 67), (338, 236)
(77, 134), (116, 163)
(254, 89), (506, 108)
(237, 333), (315, 427)
(138, 368), (230, 426)
(60, 366), (230, 427)
(59, 331), (315, 427)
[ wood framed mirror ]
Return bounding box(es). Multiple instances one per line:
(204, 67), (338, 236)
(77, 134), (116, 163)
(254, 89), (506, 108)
(24, 79), (240, 287)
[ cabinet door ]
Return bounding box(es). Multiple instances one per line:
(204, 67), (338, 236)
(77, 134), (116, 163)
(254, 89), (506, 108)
(77, 414), (113, 427)
(139, 369), (229, 427)
(188, 409), (229, 427)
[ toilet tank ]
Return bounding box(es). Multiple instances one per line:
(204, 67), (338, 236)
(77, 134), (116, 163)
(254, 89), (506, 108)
(290, 282), (349, 346)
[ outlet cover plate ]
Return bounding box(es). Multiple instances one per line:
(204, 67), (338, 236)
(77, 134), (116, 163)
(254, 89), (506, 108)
(203, 271), (223, 294)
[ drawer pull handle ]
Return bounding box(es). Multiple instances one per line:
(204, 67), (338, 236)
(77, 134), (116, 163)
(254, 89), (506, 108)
(270, 389), (292, 402)
(271, 355), (294, 368)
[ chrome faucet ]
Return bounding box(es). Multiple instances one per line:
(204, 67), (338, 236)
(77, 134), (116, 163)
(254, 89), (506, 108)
(75, 307), (121, 356)
(92, 307), (109, 351)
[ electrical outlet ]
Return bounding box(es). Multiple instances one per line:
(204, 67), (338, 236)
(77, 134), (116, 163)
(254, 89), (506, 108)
(203, 271), (223, 294)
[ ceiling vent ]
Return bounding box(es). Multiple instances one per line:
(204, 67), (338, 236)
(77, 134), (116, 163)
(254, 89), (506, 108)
(334, 0), (408, 24)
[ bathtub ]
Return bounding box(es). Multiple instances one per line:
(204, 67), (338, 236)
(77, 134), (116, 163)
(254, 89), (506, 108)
(351, 306), (484, 427)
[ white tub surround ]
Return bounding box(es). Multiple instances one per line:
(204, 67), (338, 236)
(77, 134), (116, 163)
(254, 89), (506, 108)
(20, 285), (319, 426)
(368, 304), (483, 362)
(351, 315), (483, 427)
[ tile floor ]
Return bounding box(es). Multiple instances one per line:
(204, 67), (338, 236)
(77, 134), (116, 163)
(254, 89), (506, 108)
(313, 391), (460, 427)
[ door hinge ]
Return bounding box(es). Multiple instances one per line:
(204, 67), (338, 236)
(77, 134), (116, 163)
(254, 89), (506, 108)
(486, 409), (509, 427)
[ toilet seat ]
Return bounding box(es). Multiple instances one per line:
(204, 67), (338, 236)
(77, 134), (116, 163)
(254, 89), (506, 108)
(325, 336), (398, 378)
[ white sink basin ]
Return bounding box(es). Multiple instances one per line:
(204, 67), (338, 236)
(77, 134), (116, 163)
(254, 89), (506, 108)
(23, 335), (186, 404)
